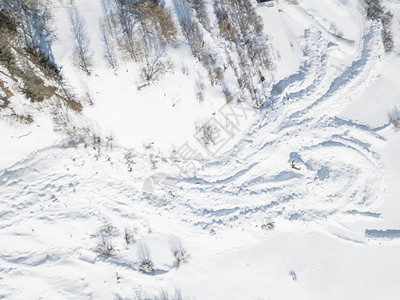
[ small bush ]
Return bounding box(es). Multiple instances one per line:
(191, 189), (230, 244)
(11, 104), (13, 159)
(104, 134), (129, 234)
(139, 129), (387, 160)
(290, 270), (297, 281)
(195, 75), (205, 102)
(261, 222), (275, 230)
(223, 86), (233, 104)
(95, 237), (115, 259)
(124, 227), (136, 245)
(388, 107), (400, 130)
(137, 243), (155, 274)
(195, 121), (220, 146)
(218, 18), (236, 40)
(170, 238), (190, 268)
(101, 221), (119, 236)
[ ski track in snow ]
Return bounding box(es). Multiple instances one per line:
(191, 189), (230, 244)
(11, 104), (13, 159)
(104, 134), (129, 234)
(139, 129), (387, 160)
(176, 8), (387, 233)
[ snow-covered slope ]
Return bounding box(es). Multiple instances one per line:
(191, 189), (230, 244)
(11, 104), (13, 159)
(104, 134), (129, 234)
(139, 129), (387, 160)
(1, 0), (400, 299)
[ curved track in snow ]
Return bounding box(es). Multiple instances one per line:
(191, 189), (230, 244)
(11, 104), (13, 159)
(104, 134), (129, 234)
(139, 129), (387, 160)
(173, 4), (387, 235)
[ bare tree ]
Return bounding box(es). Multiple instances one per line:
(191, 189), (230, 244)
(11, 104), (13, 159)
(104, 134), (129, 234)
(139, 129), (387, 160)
(100, 19), (118, 69)
(69, 3), (93, 75)
(186, 0), (210, 31)
(113, 0), (139, 60)
(139, 41), (172, 89)
(213, 0), (273, 106)
(101, 0), (118, 35)
(2, 0), (55, 50)
(1, 0), (60, 80)
(180, 17), (204, 59)
(136, 0), (178, 45)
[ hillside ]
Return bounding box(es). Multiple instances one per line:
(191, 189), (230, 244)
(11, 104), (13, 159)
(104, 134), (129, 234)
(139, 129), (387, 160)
(1, 0), (400, 299)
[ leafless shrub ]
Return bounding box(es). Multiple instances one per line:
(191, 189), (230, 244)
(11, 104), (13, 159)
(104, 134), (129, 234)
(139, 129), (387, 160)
(95, 236), (115, 258)
(124, 151), (136, 171)
(101, 221), (119, 236)
(261, 222), (275, 230)
(218, 17), (236, 40)
(150, 157), (159, 169)
(290, 270), (297, 281)
(137, 243), (155, 274)
(195, 120), (220, 146)
(388, 107), (400, 130)
(195, 74), (205, 102)
(124, 227), (136, 245)
(181, 63), (189, 75)
(170, 238), (190, 268)
(214, 66), (224, 83)
(222, 86), (233, 104)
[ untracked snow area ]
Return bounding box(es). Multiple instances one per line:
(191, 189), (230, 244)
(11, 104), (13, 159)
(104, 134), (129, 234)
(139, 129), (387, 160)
(1, 0), (400, 299)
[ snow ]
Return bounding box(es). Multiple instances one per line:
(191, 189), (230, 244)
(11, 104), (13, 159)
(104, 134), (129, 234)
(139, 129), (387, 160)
(1, 0), (400, 299)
